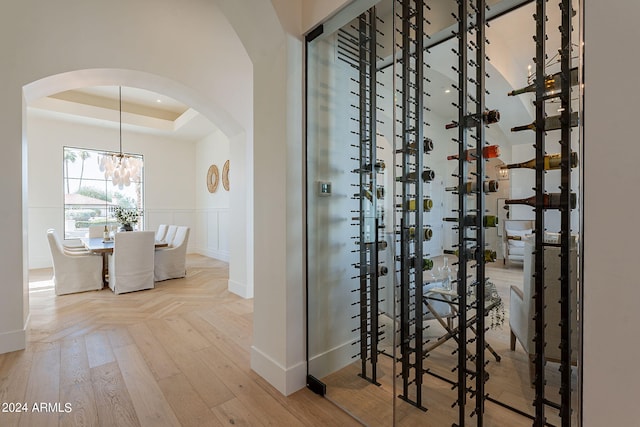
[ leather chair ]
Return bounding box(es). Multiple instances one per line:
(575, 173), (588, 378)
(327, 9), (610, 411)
(154, 226), (190, 281)
(46, 229), (102, 295)
(107, 231), (155, 294)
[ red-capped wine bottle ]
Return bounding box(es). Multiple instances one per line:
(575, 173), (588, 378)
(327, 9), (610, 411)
(508, 67), (579, 97)
(447, 145), (500, 161)
(505, 193), (577, 209)
(445, 180), (499, 194)
(511, 111), (579, 132)
(445, 110), (500, 129)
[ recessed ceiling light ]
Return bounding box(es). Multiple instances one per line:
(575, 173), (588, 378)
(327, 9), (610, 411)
(444, 89), (451, 94)
(156, 99), (162, 103)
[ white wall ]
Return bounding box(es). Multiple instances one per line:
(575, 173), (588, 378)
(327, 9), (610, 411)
(195, 129), (230, 261)
(583, 1), (640, 425)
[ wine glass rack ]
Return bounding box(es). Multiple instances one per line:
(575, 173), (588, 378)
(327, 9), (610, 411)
(339, 7), (386, 386)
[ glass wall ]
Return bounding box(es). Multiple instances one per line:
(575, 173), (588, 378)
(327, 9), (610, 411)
(306, 0), (582, 425)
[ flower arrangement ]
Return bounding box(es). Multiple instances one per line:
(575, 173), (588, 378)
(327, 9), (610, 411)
(112, 206), (142, 226)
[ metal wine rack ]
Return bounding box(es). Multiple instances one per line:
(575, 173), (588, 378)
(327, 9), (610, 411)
(338, 8), (386, 385)
(393, 0), (431, 411)
(530, 0), (577, 425)
(448, 1), (495, 424)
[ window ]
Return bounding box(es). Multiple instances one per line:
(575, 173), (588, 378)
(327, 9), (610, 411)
(63, 146), (144, 238)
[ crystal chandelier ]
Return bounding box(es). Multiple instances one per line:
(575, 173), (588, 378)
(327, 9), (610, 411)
(98, 86), (142, 188)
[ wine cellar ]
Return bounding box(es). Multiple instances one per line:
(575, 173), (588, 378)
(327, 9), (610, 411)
(306, 0), (582, 425)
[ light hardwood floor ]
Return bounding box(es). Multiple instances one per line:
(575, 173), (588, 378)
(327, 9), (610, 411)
(320, 261), (579, 426)
(0, 255), (360, 427)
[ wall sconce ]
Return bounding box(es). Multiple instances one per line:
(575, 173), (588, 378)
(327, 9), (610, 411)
(497, 166), (509, 181)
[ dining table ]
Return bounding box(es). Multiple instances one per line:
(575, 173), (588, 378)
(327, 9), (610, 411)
(80, 236), (169, 285)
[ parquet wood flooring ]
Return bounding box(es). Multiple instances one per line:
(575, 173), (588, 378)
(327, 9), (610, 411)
(0, 255), (360, 427)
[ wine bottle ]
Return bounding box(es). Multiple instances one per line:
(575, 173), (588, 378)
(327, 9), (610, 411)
(396, 198), (433, 212)
(508, 67), (579, 97)
(500, 152), (579, 170)
(444, 248), (497, 263)
(407, 257), (434, 271)
(362, 185), (385, 203)
(360, 161), (386, 173)
(445, 180), (499, 194)
(395, 169), (435, 183)
(407, 137), (434, 153)
(511, 111), (579, 132)
(447, 145), (501, 161)
(362, 240), (388, 250)
(445, 110), (500, 129)
(443, 215), (498, 228)
(408, 227), (433, 241)
(365, 265), (388, 276)
(103, 225), (109, 240)
(504, 192), (577, 209)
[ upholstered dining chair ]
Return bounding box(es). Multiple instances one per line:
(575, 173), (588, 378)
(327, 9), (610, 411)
(154, 226), (190, 281)
(107, 231), (155, 294)
(155, 224), (168, 242)
(47, 229), (102, 295)
(509, 237), (578, 384)
(164, 225), (178, 246)
(47, 228), (91, 254)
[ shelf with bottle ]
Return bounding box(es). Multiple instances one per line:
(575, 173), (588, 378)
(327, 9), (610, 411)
(504, 192), (577, 210)
(447, 145), (500, 162)
(443, 215), (498, 228)
(353, 160), (386, 174)
(445, 109), (500, 130)
(444, 248), (497, 263)
(446, 180), (499, 194)
(508, 66), (578, 98)
(396, 226), (433, 241)
(396, 137), (434, 155)
(510, 111), (579, 133)
(396, 198), (433, 212)
(500, 151), (578, 171)
(395, 169), (435, 183)
(398, 255), (434, 272)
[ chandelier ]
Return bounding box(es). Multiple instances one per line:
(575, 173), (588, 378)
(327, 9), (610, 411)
(98, 86), (142, 188)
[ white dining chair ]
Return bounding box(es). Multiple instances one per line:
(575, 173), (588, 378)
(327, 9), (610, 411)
(154, 226), (190, 282)
(107, 231), (155, 294)
(156, 224), (168, 242)
(47, 229), (103, 295)
(164, 225), (178, 246)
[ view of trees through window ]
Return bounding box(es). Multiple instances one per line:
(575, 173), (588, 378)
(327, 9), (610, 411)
(63, 146), (144, 239)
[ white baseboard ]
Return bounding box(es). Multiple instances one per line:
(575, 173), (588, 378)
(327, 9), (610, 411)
(251, 345), (306, 396)
(0, 323), (27, 355)
(308, 338), (358, 379)
(195, 248), (230, 262)
(228, 279), (253, 299)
